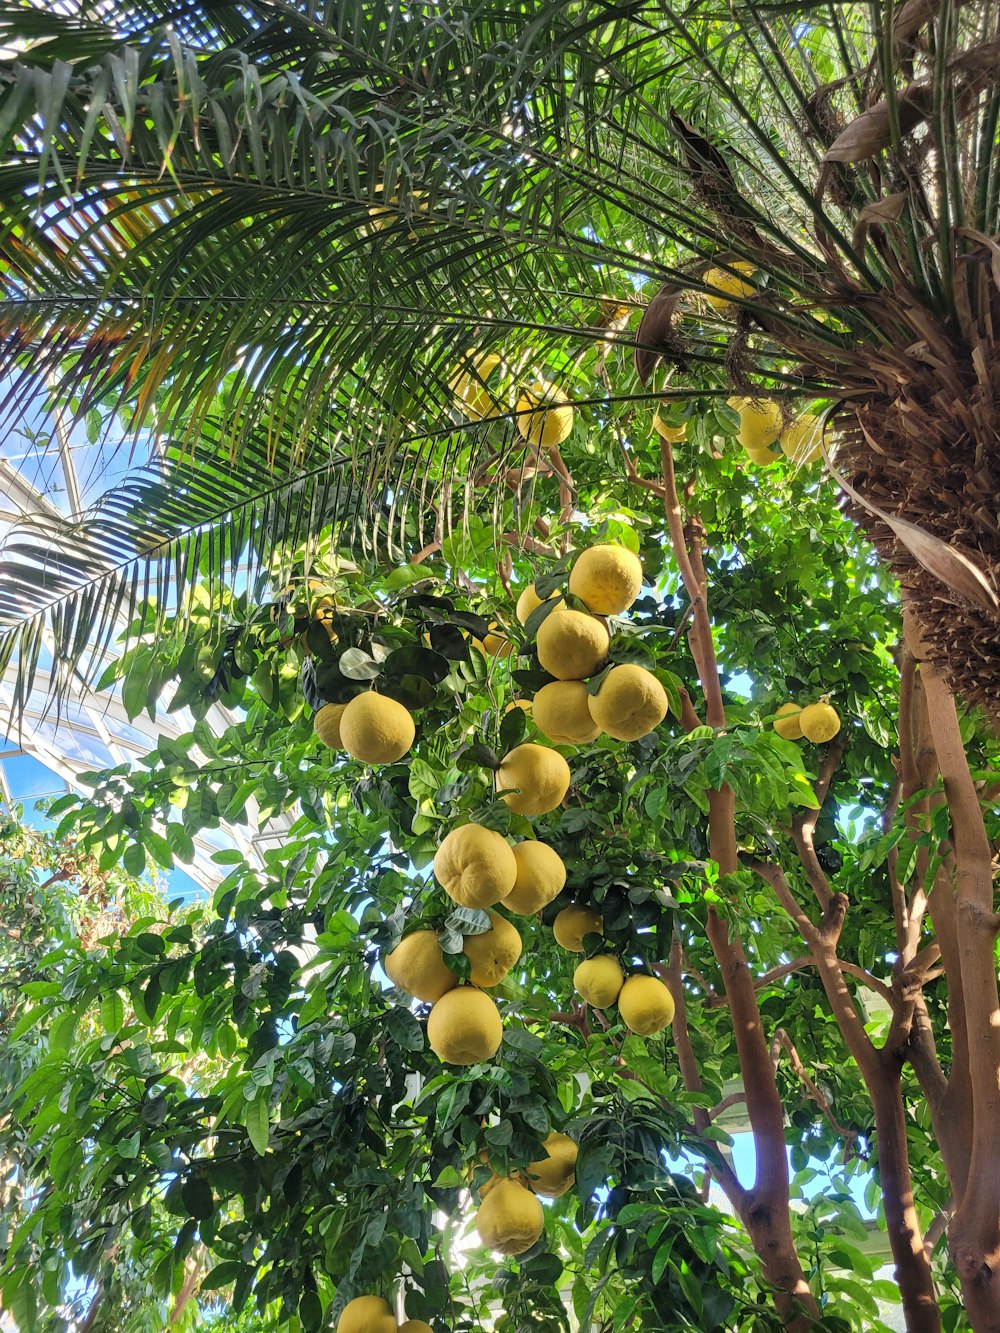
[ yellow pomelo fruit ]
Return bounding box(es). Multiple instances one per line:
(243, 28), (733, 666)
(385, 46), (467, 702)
(799, 701), (841, 743)
(553, 905), (603, 952)
(398, 1322), (435, 1333)
(496, 744), (571, 816)
(339, 693), (415, 764)
(384, 931), (457, 1003)
(472, 629), (516, 659)
(515, 583), (555, 625)
(536, 609), (610, 681)
(427, 986), (503, 1065)
(569, 544), (643, 616)
(478, 1171), (503, 1199)
(618, 975), (676, 1035)
(449, 353), (502, 420)
(463, 911), (522, 987)
(574, 954), (625, 1008)
(475, 1177), (544, 1255)
(704, 261), (755, 313)
(587, 664), (668, 741)
(523, 1132), (577, 1198)
(504, 698), (531, 715)
(780, 413), (823, 466)
(515, 382), (574, 448)
(504, 841), (567, 914)
(652, 410), (687, 443)
(433, 824), (517, 908)
(314, 703), (347, 749)
(730, 396), (783, 452)
(773, 702), (803, 740)
(337, 1296), (396, 1333)
(742, 442), (778, 466)
(532, 680), (602, 745)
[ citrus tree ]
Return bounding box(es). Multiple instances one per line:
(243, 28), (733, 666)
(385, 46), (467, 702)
(2, 417), (998, 1333)
(0, 2), (999, 1331)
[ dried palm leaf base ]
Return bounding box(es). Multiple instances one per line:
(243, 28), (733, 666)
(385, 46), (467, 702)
(834, 410), (1000, 723)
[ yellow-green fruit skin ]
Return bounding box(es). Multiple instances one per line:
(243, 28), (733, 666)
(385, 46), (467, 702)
(536, 609), (610, 681)
(587, 664), (668, 741)
(780, 414), (822, 466)
(427, 987), (503, 1065)
(339, 693), (415, 764)
(462, 911), (522, 987)
(532, 680), (602, 745)
(618, 975), (676, 1035)
(568, 544), (643, 615)
(773, 703), (803, 740)
(799, 702), (841, 743)
(515, 584), (553, 625)
(450, 353), (502, 420)
(496, 744), (571, 817)
(433, 824), (518, 908)
(398, 1322), (435, 1333)
(336, 1296), (396, 1333)
(730, 396), (782, 452)
(704, 261), (755, 312)
(475, 629), (515, 659)
(552, 905), (604, 953)
(504, 841), (567, 914)
(384, 931), (457, 1003)
(475, 1177), (545, 1255)
(524, 1132), (578, 1198)
(574, 954), (625, 1008)
(515, 388), (574, 448)
(314, 702), (347, 749)
(742, 443), (778, 466)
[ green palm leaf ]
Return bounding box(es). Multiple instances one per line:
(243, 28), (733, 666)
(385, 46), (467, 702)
(1, 0), (998, 713)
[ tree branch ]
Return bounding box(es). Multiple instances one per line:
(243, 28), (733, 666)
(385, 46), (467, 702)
(770, 1028), (859, 1151)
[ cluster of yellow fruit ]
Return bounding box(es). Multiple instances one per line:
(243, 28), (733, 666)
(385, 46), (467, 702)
(514, 544), (670, 744)
(696, 266), (823, 470)
(385, 824), (562, 1065)
(335, 1295), (430, 1333)
(729, 396), (822, 470)
(474, 1132), (578, 1255)
(448, 355), (574, 449)
(380, 544), (679, 1258)
(772, 696), (841, 743)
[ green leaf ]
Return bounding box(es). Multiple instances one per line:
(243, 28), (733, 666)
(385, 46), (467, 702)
(244, 1096), (270, 1156)
(49, 1009), (76, 1053)
(100, 992), (125, 1032)
(200, 1260), (245, 1293)
(386, 1006), (425, 1052)
(443, 907), (491, 936)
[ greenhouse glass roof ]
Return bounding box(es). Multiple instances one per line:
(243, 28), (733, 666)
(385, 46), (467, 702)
(0, 388), (291, 894)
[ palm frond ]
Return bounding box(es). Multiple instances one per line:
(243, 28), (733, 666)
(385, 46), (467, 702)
(0, 0), (998, 713)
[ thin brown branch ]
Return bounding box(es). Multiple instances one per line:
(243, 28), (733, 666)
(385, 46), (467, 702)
(659, 440), (726, 729)
(790, 739), (846, 913)
(771, 1029), (859, 1149)
(738, 950), (897, 1010)
(708, 1090), (747, 1121)
(924, 1205), (953, 1260)
(662, 939), (747, 1210)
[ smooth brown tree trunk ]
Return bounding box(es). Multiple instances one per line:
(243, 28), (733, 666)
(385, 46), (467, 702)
(906, 612), (1000, 1330)
(868, 1057), (943, 1333)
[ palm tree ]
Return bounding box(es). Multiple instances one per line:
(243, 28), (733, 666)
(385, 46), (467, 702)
(3, 0), (997, 716)
(1, 4), (999, 1319)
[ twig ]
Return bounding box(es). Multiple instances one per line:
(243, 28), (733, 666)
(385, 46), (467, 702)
(771, 1029), (860, 1152)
